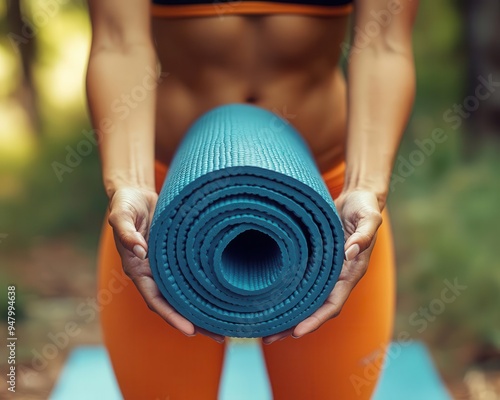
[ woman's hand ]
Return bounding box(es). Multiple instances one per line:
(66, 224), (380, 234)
(263, 190), (382, 344)
(108, 187), (225, 343)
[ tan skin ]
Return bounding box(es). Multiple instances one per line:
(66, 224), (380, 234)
(87, 0), (417, 343)
(152, 16), (349, 170)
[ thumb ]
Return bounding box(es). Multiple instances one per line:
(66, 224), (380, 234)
(108, 211), (148, 259)
(344, 211), (382, 260)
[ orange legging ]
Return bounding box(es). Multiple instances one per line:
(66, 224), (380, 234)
(98, 160), (395, 400)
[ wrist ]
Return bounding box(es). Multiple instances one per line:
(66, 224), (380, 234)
(104, 175), (156, 199)
(341, 178), (388, 211)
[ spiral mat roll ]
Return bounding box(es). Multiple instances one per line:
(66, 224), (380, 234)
(149, 104), (344, 337)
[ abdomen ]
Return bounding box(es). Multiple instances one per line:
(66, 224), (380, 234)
(152, 14), (349, 172)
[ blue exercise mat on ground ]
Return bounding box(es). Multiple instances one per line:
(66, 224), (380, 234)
(50, 342), (452, 400)
(148, 104), (344, 337)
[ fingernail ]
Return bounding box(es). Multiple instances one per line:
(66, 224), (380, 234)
(133, 245), (147, 260)
(291, 334), (300, 339)
(184, 332), (197, 337)
(345, 244), (360, 261)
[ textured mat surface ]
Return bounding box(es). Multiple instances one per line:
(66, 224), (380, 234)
(148, 104), (344, 337)
(50, 342), (452, 400)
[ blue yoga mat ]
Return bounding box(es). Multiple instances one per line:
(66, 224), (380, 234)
(149, 104), (344, 337)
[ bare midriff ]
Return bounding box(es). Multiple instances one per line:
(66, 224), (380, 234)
(152, 14), (349, 173)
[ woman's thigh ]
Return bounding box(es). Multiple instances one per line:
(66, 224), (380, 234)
(262, 210), (395, 400)
(97, 221), (225, 400)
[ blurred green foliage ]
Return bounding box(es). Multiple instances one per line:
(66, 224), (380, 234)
(388, 0), (500, 374)
(391, 141), (500, 372)
(0, 137), (107, 251)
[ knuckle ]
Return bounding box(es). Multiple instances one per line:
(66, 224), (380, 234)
(146, 190), (158, 203)
(366, 209), (382, 222)
(109, 204), (135, 223)
(356, 232), (373, 245)
(325, 302), (342, 319)
(373, 212), (383, 226)
(107, 212), (119, 227)
(118, 231), (135, 245)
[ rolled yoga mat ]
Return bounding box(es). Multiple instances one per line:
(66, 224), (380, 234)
(148, 104), (344, 338)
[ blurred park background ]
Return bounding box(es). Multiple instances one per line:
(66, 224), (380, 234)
(1, 0), (499, 398)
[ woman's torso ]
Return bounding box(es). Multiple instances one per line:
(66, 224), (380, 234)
(152, 14), (349, 173)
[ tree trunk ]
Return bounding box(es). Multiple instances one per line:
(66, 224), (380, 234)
(466, 0), (500, 138)
(6, 0), (40, 136)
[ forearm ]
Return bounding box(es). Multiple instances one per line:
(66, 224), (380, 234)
(344, 49), (416, 208)
(86, 45), (157, 198)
